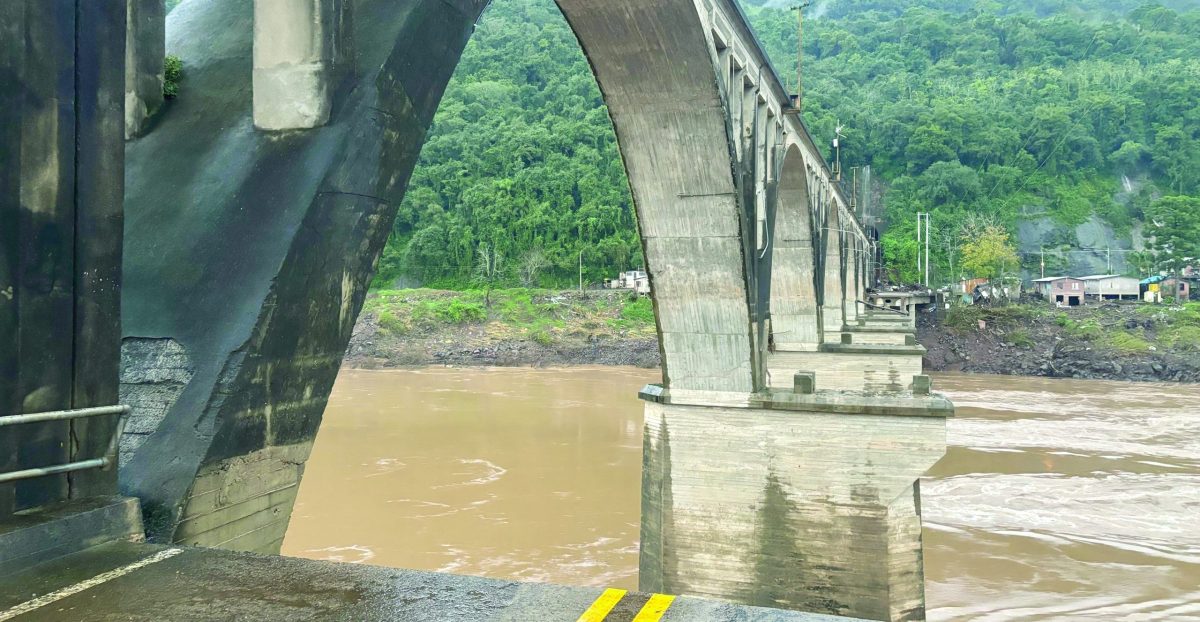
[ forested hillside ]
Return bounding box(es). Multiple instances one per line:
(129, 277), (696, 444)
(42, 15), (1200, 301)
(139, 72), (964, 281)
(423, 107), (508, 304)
(370, 0), (1200, 288)
(744, 0), (1200, 281)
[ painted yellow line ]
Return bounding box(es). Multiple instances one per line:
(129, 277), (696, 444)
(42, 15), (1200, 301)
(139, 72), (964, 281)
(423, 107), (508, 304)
(631, 593), (676, 622)
(576, 588), (627, 622)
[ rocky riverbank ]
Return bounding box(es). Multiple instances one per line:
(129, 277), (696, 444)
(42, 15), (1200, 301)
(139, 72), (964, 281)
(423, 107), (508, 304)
(918, 302), (1200, 383)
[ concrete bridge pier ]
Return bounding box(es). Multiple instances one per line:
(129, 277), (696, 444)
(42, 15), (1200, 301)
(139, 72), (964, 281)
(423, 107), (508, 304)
(821, 207), (846, 341)
(843, 236), (862, 325)
(125, 0), (165, 138)
(638, 383), (951, 622)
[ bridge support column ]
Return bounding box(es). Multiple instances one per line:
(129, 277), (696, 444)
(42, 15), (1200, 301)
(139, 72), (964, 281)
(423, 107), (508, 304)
(252, 0), (352, 130)
(639, 385), (950, 621)
(822, 237), (845, 341)
(125, 0), (164, 138)
(1, 0), (127, 515)
(844, 247), (860, 325)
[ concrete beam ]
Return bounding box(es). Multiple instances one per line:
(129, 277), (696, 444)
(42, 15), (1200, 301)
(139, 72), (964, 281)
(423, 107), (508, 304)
(639, 387), (951, 621)
(125, 0), (164, 138)
(766, 343), (926, 393)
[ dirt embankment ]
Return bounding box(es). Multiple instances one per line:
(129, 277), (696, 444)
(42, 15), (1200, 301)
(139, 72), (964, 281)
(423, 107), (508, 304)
(918, 302), (1200, 383)
(346, 289), (1200, 384)
(344, 289), (662, 369)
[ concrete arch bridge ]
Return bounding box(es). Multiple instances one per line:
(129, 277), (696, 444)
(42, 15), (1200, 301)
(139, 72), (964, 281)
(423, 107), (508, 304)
(1, 1), (951, 620)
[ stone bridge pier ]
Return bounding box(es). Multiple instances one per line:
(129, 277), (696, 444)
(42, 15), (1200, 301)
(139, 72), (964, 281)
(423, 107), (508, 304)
(11, 0), (960, 620)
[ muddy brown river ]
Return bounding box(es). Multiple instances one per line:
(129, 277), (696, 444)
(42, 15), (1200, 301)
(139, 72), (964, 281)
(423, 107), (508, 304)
(281, 367), (1200, 620)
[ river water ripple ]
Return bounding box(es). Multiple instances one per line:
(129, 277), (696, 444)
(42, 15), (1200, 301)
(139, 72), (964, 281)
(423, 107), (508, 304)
(281, 368), (1200, 621)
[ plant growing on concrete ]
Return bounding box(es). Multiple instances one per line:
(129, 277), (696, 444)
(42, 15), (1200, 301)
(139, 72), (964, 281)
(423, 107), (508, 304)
(163, 55), (183, 99)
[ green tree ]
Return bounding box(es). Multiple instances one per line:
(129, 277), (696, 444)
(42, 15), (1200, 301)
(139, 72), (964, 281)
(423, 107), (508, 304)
(1145, 196), (1200, 289)
(961, 225), (1020, 281)
(473, 243), (505, 307)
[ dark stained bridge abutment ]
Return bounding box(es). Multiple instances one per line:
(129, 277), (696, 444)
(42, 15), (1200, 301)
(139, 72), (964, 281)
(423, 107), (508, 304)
(108, 1), (945, 621)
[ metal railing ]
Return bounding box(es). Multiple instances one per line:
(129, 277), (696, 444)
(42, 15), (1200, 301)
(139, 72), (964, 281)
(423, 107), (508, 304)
(0, 405), (130, 484)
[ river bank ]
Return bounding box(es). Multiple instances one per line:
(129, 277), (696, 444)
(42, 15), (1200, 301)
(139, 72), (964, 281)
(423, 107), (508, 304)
(345, 288), (1200, 383)
(918, 301), (1200, 383)
(345, 288), (661, 370)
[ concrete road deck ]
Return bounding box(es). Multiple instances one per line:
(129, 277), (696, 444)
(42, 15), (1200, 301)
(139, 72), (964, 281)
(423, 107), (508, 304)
(0, 541), (862, 621)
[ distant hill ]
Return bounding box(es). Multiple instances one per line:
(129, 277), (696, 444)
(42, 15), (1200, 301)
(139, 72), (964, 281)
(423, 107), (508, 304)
(743, 0), (1200, 280)
(163, 0), (1189, 288)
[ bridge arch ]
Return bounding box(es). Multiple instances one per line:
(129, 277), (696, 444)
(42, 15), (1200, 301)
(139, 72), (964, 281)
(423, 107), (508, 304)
(120, 0), (771, 550)
(768, 144), (820, 352)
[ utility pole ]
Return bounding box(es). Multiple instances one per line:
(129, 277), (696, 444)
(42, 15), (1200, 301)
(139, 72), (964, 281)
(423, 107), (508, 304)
(1040, 247), (1045, 279)
(791, 2), (812, 112)
(850, 166), (860, 217)
(1107, 245), (1112, 274)
(916, 212), (931, 287)
(925, 213), (931, 287)
(579, 250), (583, 293)
(833, 121), (844, 182)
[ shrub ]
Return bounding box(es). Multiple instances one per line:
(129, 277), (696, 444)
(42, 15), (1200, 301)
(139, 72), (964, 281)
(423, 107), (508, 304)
(377, 310), (407, 335)
(1162, 325), (1200, 351)
(1106, 331), (1151, 353)
(530, 327), (555, 346)
(1008, 328), (1035, 349)
(163, 55), (183, 99)
(1064, 318), (1102, 340)
(412, 298), (486, 326)
(619, 297), (655, 324)
(945, 305), (984, 331)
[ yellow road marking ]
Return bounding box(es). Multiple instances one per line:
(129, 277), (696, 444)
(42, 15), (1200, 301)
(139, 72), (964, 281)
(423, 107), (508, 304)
(632, 593), (676, 622)
(577, 588), (627, 622)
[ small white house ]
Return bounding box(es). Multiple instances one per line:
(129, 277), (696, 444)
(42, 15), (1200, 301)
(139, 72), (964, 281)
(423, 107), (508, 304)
(608, 270), (650, 295)
(1078, 274), (1140, 301)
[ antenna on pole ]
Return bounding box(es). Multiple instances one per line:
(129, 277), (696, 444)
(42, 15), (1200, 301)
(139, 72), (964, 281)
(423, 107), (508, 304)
(791, 2), (812, 112)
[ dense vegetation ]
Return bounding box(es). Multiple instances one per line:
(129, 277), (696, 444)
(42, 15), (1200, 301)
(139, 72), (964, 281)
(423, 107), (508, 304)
(744, 0), (1200, 283)
(370, 0), (1200, 289)
(373, 0), (638, 289)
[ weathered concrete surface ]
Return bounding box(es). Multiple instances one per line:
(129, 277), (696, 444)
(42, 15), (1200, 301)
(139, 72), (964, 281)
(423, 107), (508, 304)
(844, 237), (860, 325)
(0, 497), (143, 576)
(766, 345), (926, 393)
(770, 145), (820, 352)
(125, 0), (164, 137)
(122, 0), (485, 546)
(252, 0), (353, 130)
(0, 541), (864, 621)
(856, 312), (917, 331)
(639, 391), (950, 621)
(0, 0), (126, 517)
(822, 207), (846, 339)
(841, 325), (915, 347)
(118, 338), (194, 467)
